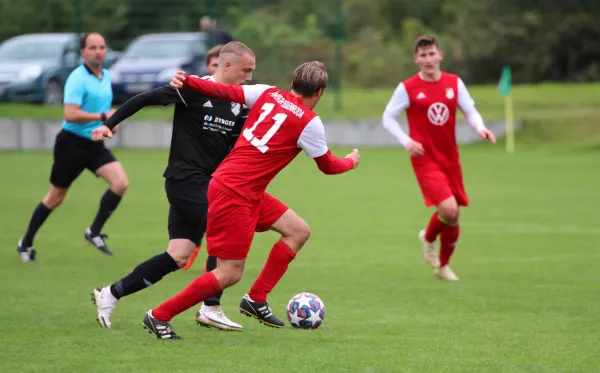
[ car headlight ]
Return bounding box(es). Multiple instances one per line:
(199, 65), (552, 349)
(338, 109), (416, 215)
(156, 68), (180, 82)
(18, 65), (42, 83)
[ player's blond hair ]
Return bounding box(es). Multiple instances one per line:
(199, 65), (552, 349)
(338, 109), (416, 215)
(292, 61), (328, 97)
(218, 41), (255, 65)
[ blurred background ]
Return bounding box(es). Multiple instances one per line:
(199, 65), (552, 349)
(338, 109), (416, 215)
(0, 0), (599, 146)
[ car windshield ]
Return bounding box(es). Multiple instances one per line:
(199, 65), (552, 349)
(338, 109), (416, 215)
(0, 40), (64, 61)
(124, 39), (194, 59)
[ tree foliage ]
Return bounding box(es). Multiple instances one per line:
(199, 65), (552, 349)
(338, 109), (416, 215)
(1, 0), (598, 86)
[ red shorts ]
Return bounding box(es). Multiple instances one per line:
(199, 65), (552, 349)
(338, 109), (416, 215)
(206, 179), (289, 260)
(412, 162), (469, 207)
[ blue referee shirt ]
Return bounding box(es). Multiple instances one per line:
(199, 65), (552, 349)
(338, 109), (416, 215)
(62, 64), (112, 140)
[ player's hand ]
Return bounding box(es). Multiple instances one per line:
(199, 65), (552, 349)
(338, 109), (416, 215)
(479, 129), (496, 144)
(170, 71), (187, 89)
(112, 124), (119, 134)
(91, 125), (113, 141)
(405, 140), (425, 157)
(345, 148), (360, 168)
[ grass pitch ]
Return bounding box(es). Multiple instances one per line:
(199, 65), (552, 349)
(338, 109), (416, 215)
(0, 143), (598, 372)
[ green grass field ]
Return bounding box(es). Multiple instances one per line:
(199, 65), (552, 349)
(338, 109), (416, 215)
(1, 143), (599, 372)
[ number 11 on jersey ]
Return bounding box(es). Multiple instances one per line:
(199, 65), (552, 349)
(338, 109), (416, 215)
(243, 102), (288, 153)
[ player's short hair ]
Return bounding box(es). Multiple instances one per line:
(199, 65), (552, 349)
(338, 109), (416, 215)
(291, 61), (328, 97)
(80, 32), (103, 49)
(413, 35), (439, 54)
(205, 44), (223, 66)
(218, 41), (254, 64)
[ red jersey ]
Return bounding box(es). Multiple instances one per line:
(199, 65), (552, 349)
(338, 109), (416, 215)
(181, 78), (337, 200)
(403, 72), (460, 167)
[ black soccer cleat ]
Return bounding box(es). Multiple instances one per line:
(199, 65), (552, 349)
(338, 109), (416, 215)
(142, 310), (181, 340)
(239, 294), (285, 328)
(84, 228), (113, 256)
(16, 239), (36, 263)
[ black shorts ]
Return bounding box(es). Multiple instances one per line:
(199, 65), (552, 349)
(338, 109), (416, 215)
(50, 130), (117, 189)
(165, 175), (209, 246)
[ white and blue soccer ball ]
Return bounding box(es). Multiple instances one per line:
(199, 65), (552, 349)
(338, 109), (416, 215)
(286, 292), (326, 329)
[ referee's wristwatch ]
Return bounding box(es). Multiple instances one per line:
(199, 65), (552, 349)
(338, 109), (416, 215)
(100, 112), (107, 121)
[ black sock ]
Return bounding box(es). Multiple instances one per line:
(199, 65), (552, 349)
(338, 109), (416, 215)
(109, 252), (179, 299)
(203, 255), (223, 306)
(22, 202), (53, 247)
(90, 189), (122, 234)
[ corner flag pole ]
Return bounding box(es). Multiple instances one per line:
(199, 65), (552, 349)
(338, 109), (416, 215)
(505, 93), (514, 154)
(499, 65), (514, 154)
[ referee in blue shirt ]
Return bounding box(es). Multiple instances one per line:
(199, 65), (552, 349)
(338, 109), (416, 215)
(17, 33), (128, 261)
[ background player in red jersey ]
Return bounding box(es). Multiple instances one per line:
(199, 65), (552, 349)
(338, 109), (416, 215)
(141, 61), (360, 339)
(382, 35), (496, 281)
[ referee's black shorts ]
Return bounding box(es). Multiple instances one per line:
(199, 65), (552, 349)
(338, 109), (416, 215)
(165, 175), (209, 246)
(50, 130), (117, 189)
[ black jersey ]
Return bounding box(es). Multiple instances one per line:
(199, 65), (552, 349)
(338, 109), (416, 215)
(103, 76), (248, 181)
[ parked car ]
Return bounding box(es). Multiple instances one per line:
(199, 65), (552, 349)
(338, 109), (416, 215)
(0, 33), (120, 104)
(109, 32), (209, 103)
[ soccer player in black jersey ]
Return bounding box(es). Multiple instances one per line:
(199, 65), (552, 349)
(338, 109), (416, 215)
(90, 42), (255, 331)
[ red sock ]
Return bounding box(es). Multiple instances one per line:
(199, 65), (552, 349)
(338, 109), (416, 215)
(425, 212), (445, 242)
(248, 240), (296, 302)
(152, 272), (222, 321)
(439, 224), (460, 267)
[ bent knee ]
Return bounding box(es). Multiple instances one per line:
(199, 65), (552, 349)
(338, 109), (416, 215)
(214, 261), (244, 287)
(110, 177), (129, 195)
(43, 189), (67, 209)
(439, 205), (459, 224)
(295, 221), (312, 243)
(167, 240), (196, 267)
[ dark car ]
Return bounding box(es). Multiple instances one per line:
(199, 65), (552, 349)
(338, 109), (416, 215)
(109, 32), (209, 103)
(0, 33), (120, 104)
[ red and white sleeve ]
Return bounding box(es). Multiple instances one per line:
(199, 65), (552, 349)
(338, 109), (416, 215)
(298, 117), (354, 175)
(382, 82), (412, 147)
(457, 78), (486, 131)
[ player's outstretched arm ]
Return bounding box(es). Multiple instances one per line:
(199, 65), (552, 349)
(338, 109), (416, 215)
(457, 78), (496, 144)
(298, 117), (358, 174)
(102, 87), (180, 130)
(92, 87), (189, 141)
(171, 72), (271, 109)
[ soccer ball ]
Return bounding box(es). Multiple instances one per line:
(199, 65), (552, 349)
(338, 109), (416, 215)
(286, 292), (326, 329)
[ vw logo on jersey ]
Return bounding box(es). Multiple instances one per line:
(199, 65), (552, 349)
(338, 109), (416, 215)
(204, 115), (213, 121)
(427, 102), (449, 126)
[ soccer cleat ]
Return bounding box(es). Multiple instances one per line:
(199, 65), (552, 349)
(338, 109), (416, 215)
(196, 304), (244, 331)
(435, 265), (460, 281)
(181, 245), (201, 271)
(239, 294), (285, 328)
(84, 228), (113, 256)
(419, 229), (440, 269)
(91, 287), (117, 328)
(142, 310), (181, 340)
(16, 239), (36, 263)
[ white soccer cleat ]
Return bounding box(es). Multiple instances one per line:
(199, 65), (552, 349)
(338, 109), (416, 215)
(435, 265), (459, 281)
(419, 229), (440, 269)
(91, 286), (117, 328)
(196, 304), (243, 331)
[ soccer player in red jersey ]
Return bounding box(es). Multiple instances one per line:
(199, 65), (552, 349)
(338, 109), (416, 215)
(141, 61), (360, 339)
(382, 35), (496, 281)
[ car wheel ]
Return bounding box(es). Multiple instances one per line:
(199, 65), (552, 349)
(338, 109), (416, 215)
(44, 80), (63, 105)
